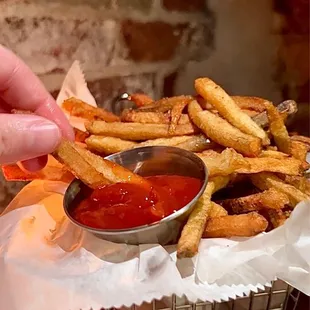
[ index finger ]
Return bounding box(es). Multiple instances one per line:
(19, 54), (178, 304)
(0, 45), (74, 140)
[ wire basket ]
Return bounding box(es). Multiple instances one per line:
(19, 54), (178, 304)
(125, 281), (300, 310)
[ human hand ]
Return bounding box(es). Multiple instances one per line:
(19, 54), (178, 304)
(0, 45), (74, 171)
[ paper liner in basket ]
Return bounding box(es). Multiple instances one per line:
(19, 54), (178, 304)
(0, 182), (310, 310)
(0, 62), (310, 310)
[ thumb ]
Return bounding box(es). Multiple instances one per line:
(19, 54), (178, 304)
(0, 114), (61, 165)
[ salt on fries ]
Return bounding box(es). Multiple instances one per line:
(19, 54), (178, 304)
(2, 77), (309, 259)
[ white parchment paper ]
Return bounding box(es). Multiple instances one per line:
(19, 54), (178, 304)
(0, 62), (309, 310)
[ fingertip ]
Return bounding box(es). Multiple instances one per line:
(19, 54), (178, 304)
(20, 155), (48, 172)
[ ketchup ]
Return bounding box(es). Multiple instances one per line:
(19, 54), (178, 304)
(72, 175), (202, 229)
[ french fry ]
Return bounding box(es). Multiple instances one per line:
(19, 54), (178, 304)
(259, 150), (289, 159)
(290, 135), (310, 150)
(266, 209), (288, 228)
(195, 78), (269, 145)
(203, 212), (268, 238)
(85, 121), (198, 141)
(53, 140), (150, 189)
(197, 148), (249, 177)
(279, 175), (308, 194)
(128, 93), (153, 107)
(250, 172), (309, 207)
(188, 100), (262, 157)
(237, 157), (303, 176)
(121, 110), (169, 124)
(137, 135), (207, 151)
(86, 136), (138, 155)
(252, 100), (297, 128)
(265, 101), (291, 154)
(220, 188), (289, 213)
(290, 140), (308, 163)
(138, 95), (193, 113)
(62, 97), (120, 122)
(209, 202), (228, 217)
(177, 176), (229, 258)
(231, 96), (267, 112)
(169, 101), (188, 134)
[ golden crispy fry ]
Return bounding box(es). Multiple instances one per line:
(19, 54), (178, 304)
(86, 121), (198, 141)
(197, 148), (249, 177)
(250, 173), (309, 207)
(259, 150), (289, 159)
(265, 101), (291, 154)
(231, 96), (267, 112)
(53, 140), (150, 189)
(266, 209), (288, 228)
(128, 93), (153, 107)
(220, 188), (289, 213)
(252, 100), (297, 128)
(279, 175), (308, 194)
(188, 100), (262, 157)
(237, 157), (303, 176)
(169, 101), (188, 134)
(138, 95), (193, 113)
(121, 110), (169, 124)
(195, 78), (269, 144)
(1, 155), (74, 182)
(62, 98), (120, 122)
(86, 136), (137, 155)
(203, 212), (268, 238)
(177, 176), (229, 258)
(209, 202), (228, 217)
(290, 140), (308, 163)
(138, 135), (194, 148)
(290, 135), (310, 150)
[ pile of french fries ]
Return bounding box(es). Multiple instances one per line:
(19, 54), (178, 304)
(3, 77), (310, 259)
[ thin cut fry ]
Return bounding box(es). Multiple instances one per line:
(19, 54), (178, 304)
(138, 95), (193, 113)
(220, 188), (289, 213)
(121, 110), (169, 124)
(86, 121), (198, 141)
(177, 176), (229, 258)
(279, 175), (308, 194)
(265, 101), (291, 154)
(203, 212), (268, 238)
(290, 140), (308, 163)
(128, 93), (153, 107)
(53, 140), (150, 189)
(290, 135), (310, 150)
(259, 150), (289, 159)
(195, 78), (269, 144)
(250, 172), (309, 207)
(62, 97), (120, 122)
(169, 101), (188, 134)
(266, 209), (288, 228)
(237, 157), (303, 176)
(197, 148), (249, 177)
(231, 96), (267, 112)
(86, 136), (138, 155)
(209, 202), (228, 217)
(188, 100), (262, 157)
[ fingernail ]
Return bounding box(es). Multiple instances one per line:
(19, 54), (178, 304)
(29, 119), (62, 152)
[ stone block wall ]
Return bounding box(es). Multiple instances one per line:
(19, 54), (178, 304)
(0, 0), (308, 210)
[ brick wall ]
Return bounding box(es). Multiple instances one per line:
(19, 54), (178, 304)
(0, 0), (308, 210)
